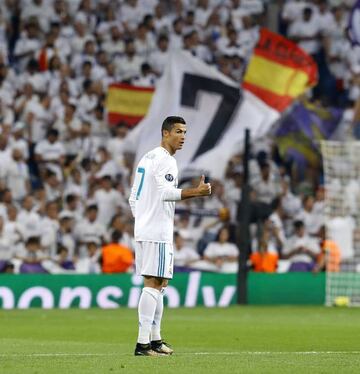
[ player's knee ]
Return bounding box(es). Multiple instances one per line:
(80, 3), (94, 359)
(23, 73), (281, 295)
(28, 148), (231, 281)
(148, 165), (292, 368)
(162, 279), (169, 288)
(143, 276), (163, 289)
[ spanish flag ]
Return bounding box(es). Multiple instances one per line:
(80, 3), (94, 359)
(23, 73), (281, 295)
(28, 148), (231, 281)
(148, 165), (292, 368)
(106, 83), (154, 126)
(243, 28), (318, 112)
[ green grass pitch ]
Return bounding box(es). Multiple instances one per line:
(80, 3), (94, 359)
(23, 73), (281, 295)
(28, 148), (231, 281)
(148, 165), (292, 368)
(1, 306), (360, 373)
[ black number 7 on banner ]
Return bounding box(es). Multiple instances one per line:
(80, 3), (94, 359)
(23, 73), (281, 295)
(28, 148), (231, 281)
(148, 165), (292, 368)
(180, 73), (242, 161)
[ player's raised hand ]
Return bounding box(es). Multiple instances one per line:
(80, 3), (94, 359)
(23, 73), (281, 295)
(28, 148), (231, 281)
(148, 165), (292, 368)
(197, 175), (211, 196)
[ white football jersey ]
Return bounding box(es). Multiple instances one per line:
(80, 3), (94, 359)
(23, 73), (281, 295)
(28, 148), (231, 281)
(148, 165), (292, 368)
(129, 147), (182, 243)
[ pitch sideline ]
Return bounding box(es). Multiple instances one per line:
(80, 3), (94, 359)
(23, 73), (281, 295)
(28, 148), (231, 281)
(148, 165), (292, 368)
(0, 351), (360, 357)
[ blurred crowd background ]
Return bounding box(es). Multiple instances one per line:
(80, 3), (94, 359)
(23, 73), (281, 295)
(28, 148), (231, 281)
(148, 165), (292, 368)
(0, 0), (358, 275)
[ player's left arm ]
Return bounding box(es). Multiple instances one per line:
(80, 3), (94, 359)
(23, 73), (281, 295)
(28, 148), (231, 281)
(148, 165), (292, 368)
(153, 161), (182, 202)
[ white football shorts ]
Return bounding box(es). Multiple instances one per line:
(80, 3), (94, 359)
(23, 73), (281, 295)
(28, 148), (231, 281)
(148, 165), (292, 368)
(135, 241), (174, 279)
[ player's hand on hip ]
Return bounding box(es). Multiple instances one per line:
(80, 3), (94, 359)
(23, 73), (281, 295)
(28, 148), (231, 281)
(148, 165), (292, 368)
(197, 175), (211, 196)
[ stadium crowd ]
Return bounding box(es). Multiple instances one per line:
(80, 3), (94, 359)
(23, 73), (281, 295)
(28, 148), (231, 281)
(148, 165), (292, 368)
(0, 0), (357, 274)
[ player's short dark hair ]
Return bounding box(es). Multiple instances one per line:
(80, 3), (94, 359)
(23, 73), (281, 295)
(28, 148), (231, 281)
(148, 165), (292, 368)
(161, 116), (186, 136)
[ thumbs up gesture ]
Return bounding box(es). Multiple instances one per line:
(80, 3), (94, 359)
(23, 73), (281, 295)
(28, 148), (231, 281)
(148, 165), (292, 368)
(197, 175), (212, 196)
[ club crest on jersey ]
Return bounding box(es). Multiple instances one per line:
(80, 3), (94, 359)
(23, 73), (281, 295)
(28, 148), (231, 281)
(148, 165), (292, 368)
(165, 174), (174, 182)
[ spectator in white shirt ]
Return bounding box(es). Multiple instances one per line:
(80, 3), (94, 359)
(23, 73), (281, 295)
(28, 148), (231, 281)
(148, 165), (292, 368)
(78, 79), (99, 118)
(107, 122), (129, 161)
(49, 21), (71, 62)
(14, 235), (49, 273)
(35, 129), (65, 166)
(71, 39), (97, 76)
(101, 25), (124, 59)
(282, 220), (320, 271)
(288, 7), (322, 56)
(73, 120), (102, 161)
(95, 146), (120, 180)
(295, 195), (321, 236)
(14, 21), (42, 71)
(195, 0), (212, 28)
(134, 22), (156, 58)
(170, 17), (184, 50)
(115, 39), (143, 82)
(120, 0), (146, 33)
(203, 225), (239, 272)
(217, 27), (241, 55)
(149, 34), (170, 75)
(183, 10), (196, 36)
(56, 210), (76, 259)
(174, 231), (200, 268)
(90, 104), (108, 138)
(0, 133), (12, 186)
(41, 200), (60, 256)
(75, 237), (101, 273)
(53, 100), (82, 156)
(268, 197), (286, 253)
(35, 128), (65, 180)
(76, 60), (93, 91)
(132, 62), (157, 87)
(94, 175), (125, 226)
(153, 3), (171, 34)
(24, 92), (53, 144)
(0, 215), (13, 261)
(4, 204), (25, 249)
(0, 62), (15, 104)
(317, 0), (336, 36)
(70, 19), (94, 56)
(14, 76), (33, 112)
(251, 161), (281, 205)
(92, 51), (108, 82)
(4, 148), (30, 202)
(280, 178), (302, 219)
(17, 195), (42, 239)
(9, 122), (30, 161)
(43, 168), (62, 202)
(96, 5), (120, 41)
(63, 193), (83, 224)
(18, 58), (47, 95)
(21, 0), (54, 32)
(74, 203), (106, 258)
(281, 0), (308, 25)
(67, 166), (87, 201)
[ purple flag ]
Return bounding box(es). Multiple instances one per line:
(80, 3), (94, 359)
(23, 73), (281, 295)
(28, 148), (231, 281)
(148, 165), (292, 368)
(274, 101), (343, 167)
(348, 0), (360, 46)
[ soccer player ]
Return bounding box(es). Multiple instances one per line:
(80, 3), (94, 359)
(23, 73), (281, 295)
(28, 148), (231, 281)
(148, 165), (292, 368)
(129, 116), (211, 356)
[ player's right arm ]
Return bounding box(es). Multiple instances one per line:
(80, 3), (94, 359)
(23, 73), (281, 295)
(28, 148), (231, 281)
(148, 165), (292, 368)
(154, 159), (211, 201)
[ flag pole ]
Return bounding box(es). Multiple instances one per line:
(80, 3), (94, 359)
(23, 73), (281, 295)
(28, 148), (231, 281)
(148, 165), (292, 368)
(236, 128), (251, 304)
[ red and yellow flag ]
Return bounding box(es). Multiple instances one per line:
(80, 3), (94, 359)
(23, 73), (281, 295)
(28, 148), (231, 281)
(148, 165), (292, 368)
(106, 83), (154, 126)
(243, 28), (318, 112)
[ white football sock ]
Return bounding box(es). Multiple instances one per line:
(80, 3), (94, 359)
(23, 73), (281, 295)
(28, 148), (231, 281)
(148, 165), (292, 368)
(137, 287), (160, 344)
(151, 288), (164, 341)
